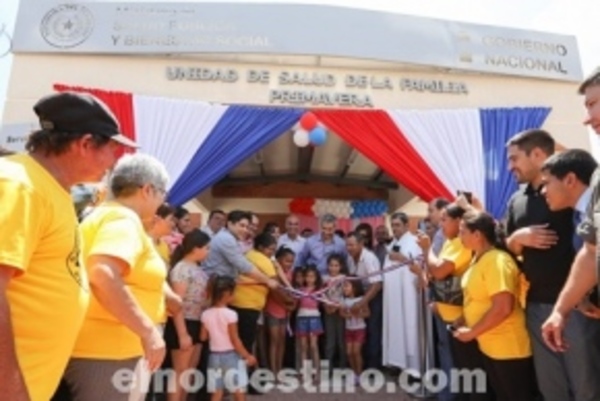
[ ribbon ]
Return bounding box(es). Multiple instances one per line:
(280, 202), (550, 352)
(281, 256), (425, 306)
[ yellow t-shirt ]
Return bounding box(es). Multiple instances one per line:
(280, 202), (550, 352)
(153, 238), (170, 324)
(435, 238), (472, 323)
(73, 202), (167, 359)
(155, 239), (171, 268)
(230, 249), (276, 310)
(519, 273), (529, 310)
(0, 154), (89, 401)
(461, 249), (532, 359)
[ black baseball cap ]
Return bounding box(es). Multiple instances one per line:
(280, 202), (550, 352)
(33, 91), (139, 148)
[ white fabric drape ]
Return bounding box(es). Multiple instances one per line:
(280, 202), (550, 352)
(133, 95), (228, 188)
(387, 109), (486, 205)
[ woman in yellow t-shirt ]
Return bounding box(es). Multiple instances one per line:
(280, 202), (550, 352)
(230, 233), (278, 351)
(63, 154), (170, 401)
(453, 211), (536, 401)
(418, 203), (474, 398)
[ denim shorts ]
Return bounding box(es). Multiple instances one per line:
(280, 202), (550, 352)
(296, 316), (323, 337)
(207, 351), (248, 391)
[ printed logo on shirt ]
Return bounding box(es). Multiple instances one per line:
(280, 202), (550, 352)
(65, 229), (86, 290)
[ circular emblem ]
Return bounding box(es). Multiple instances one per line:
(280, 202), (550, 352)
(40, 4), (94, 49)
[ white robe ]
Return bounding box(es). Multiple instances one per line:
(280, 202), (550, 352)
(382, 231), (433, 377)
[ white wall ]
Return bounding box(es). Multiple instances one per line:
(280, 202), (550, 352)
(2, 53), (589, 152)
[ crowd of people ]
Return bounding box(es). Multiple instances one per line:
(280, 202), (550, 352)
(3, 70), (600, 401)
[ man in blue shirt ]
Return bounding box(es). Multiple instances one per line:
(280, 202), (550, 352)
(295, 213), (347, 274)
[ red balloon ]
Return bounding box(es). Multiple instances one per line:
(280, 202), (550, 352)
(299, 112), (318, 131)
(289, 198), (299, 213)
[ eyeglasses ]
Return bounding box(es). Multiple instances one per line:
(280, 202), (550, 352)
(148, 185), (167, 198)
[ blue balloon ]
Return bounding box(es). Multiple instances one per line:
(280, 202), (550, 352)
(309, 127), (327, 146)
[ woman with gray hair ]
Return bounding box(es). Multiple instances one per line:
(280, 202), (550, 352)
(63, 153), (170, 401)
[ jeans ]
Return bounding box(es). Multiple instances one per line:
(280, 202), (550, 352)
(324, 312), (347, 368)
(365, 291), (383, 369)
(433, 313), (457, 401)
(207, 351), (248, 391)
(526, 302), (600, 401)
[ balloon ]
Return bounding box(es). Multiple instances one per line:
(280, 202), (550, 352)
(293, 129), (310, 147)
(309, 127), (327, 146)
(299, 112), (318, 131)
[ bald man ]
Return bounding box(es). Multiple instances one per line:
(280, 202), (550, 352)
(277, 214), (306, 263)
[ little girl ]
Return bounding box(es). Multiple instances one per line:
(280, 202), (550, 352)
(340, 277), (370, 385)
(165, 229), (211, 401)
(264, 247), (297, 378)
(323, 254), (348, 369)
(296, 265), (324, 378)
(200, 276), (257, 401)
(285, 268), (306, 370)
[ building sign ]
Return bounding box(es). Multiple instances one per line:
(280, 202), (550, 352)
(165, 67), (469, 107)
(11, 2), (583, 82)
(0, 123), (36, 152)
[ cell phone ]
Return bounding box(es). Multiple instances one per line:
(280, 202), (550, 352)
(457, 190), (473, 204)
(446, 324), (457, 333)
(392, 245), (400, 252)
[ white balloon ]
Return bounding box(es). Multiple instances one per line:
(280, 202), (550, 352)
(293, 129), (310, 147)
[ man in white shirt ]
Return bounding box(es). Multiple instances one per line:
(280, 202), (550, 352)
(200, 209), (226, 238)
(277, 214), (306, 262)
(346, 232), (383, 369)
(382, 212), (432, 378)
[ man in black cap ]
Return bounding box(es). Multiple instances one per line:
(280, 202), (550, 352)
(0, 91), (138, 401)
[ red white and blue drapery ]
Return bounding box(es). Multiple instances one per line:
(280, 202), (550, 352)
(53, 83), (551, 218)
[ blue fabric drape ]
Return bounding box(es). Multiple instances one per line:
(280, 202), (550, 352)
(168, 105), (304, 206)
(480, 107), (551, 219)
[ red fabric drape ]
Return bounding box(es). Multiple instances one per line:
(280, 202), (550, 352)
(312, 109), (452, 202)
(53, 83), (136, 157)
